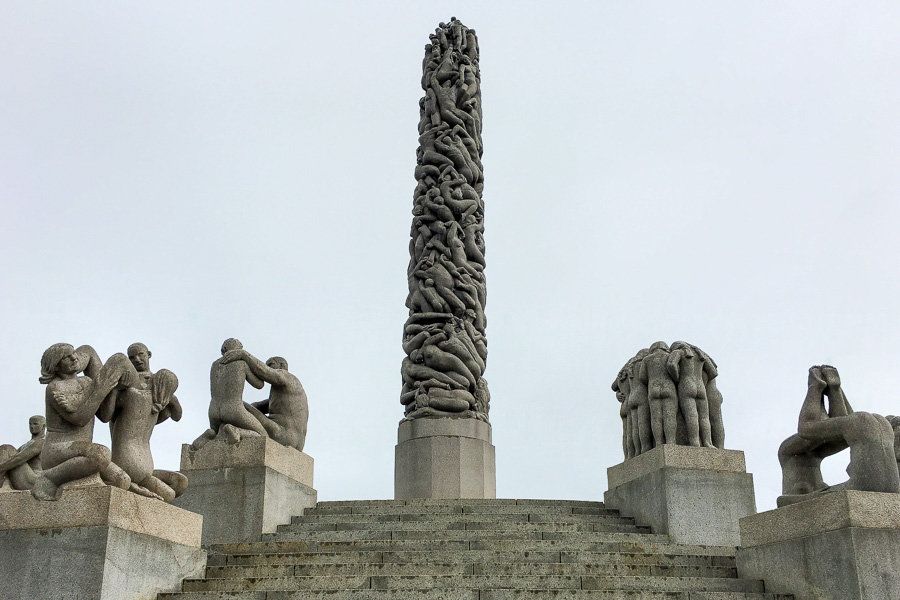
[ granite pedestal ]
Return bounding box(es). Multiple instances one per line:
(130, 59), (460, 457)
(174, 436), (317, 544)
(0, 485), (206, 600)
(395, 417), (495, 499)
(604, 444), (756, 546)
(737, 490), (900, 600)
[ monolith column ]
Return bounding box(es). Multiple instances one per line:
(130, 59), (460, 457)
(395, 18), (495, 499)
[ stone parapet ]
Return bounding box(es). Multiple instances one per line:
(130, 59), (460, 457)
(737, 490), (900, 599)
(0, 486), (205, 600)
(604, 444), (756, 546)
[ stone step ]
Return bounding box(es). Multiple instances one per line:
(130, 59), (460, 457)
(211, 537), (735, 557)
(167, 586), (773, 597)
(305, 504), (615, 516)
(180, 575), (765, 593)
(316, 499), (607, 509)
(281, 516), (642, 532)
(211, 550), (735, 569)
(265, 525), (649, 542)
(203, 562), (737, 579)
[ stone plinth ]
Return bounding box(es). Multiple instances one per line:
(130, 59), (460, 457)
(0, 486), (205, 600)
(604, 444), (756, 546)
(395, 418), (496, 499)
(174, 436), (317, 544)
(737, 490), (900, 600)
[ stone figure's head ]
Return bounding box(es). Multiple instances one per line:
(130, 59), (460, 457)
(221, 338), (243, 355)
(28, 415), (46, 436)
(127, 342), (151, 372)
(39, 343), (79, 384)
(649, 341), (669, 353)
(266, 356), (288, 371)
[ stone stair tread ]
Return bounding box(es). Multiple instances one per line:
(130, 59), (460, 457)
(285, 515), (640, 528)
(160, 591), (792, 600)
(316, 499), (607, 508)
(306, 505), (613, 516)
(265, 528), (650, 542)
(181, 575), (765, 593)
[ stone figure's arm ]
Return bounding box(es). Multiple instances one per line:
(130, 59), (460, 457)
(245, 365), (265, 390)
(0, 439), (40, 472)
(77, 345), (103, 380)
(157, 395), (183, 424)
(666, 351), (682, 382)
(95, 388), (120, 423)
(637, 358), (648, 384)
(241, 353), (290, 387)
(250, 399), (270, 414)
(798, 368), (840, 441)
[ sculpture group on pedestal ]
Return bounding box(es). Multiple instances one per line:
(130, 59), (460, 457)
(401, 18), (489, 423)
(190, 338), (309, 452)
(26, 342), (186, 502)
(777, 365), (900, 506)
(612, 341), (725, 459)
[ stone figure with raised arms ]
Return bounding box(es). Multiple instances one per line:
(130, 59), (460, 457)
(100, 342), (188, 503)
(32, 343), (136, 500)
(0, 415), (46, 491)
(191, 338), (268, 450)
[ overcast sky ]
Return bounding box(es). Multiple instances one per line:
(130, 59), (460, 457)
(2, 2), (898, 512)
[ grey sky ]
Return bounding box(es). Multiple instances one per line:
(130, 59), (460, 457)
(1, 2), (898, 510)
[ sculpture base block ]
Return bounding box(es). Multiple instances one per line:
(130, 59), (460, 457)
(174, 437), (317, 545)
(604, 444), (756, 546)
(395, 418), (495, 499)
(737, 490), (900, 600)
(0, 486), (205, 600)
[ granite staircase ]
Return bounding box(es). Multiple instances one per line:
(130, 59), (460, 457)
(158, 499), (790, 600)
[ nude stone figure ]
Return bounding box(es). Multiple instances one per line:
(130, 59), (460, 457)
(220, 350), (309, 452)
(32, 344), (135, 501)
(667, 341), (712, 447)
(190, 338), (267, 450)
(104, 346), (188, 503)
(778, 365), (900, 506)
(639, 342), (677, 447)
(612, 369), (633, 459)
(626, 350), (652, 456)
(695, 345), (725, 449)
(0, 416), (46, 491)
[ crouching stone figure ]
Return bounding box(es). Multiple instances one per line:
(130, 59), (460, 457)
(0, 416), (46, 491)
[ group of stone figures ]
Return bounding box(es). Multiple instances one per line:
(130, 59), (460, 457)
(0, 339), (308, 502)
(401, 18), (490, 423)
(613, 341), (725, 459)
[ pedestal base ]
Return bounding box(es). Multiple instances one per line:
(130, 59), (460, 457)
(737, 490), (900, 600)
(0, 486), (205, 600)
(395, 418), (495, 499)
(604, 444), (756, 546)
(174, 437), (317, 544)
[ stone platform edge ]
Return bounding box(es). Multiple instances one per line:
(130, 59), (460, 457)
(398, 417), (492, 443)
(0, 485), (202, 546)
(606, 444), (747, 489)
(739, 489), (900, 547)
(180, 436), (313, 485)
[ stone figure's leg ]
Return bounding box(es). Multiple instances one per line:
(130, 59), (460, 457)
(137, 475), (176, 503)
(90, 353), (140, 406)
(190, 428), (216, 451)
(220, 423), (264, 445)
(0, 444), (14, 488)
(679, 393), (701, 446)
(636, 402), (653, 454)
(620, 407), (631, 459)
(154, 469), (188, 499)
(843, 412), (900, 493)
(9, 463), (38, 490)
(629, 409), (641, 456)
(649, 399), (664, 447)
(695, 395), (713, 447)
(709, 399), (725, 449)
(662, 397), (678, 444)
(244, 403), (281, 438)
(778, 434), (827, 496)
(34, 442), (117, 501)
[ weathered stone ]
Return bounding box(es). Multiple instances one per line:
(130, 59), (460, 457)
(0, 485), (205, 600)
(737, 490), (900, 599)
(175, 436), (316, 544)
(604, 444), (756, 546)
(0, 415), (45, 491)
(395, 418), (495, 499)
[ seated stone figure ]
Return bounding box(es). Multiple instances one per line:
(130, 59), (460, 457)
(0, 415), (46, 491)
(32, 344), (136, 501)
(220, 350), (309, 452)
(778, 365), (900, 506)
(102, 343), (188, 503)
(190, 338), (268, 451)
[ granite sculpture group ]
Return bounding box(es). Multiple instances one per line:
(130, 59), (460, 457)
(613, 341), (725, 459)
(0, 339), (309, 504)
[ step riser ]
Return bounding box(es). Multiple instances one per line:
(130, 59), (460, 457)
(283, 518), (640, 531)
(161, 592), (792, 600)
(266, 527), (649, 542)
(306, 506), (614, 516)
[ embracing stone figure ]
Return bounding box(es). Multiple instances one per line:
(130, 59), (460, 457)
(191, 339), (309, 452)
(0, 415), (45, 491)
(32, 344), (136, 500)
(777, 365), (900, 506)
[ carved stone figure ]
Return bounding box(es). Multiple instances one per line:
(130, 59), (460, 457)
(402, 18), (489, 422)
(221, 351), (310, 452)
(190, 338), (267, 450)
(777, 365), (900, 506)
(614, 341), (726, 458)
(103, 343), (187, 502)
(32, 344), (135, 500)
(0, 416), (46, 491)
